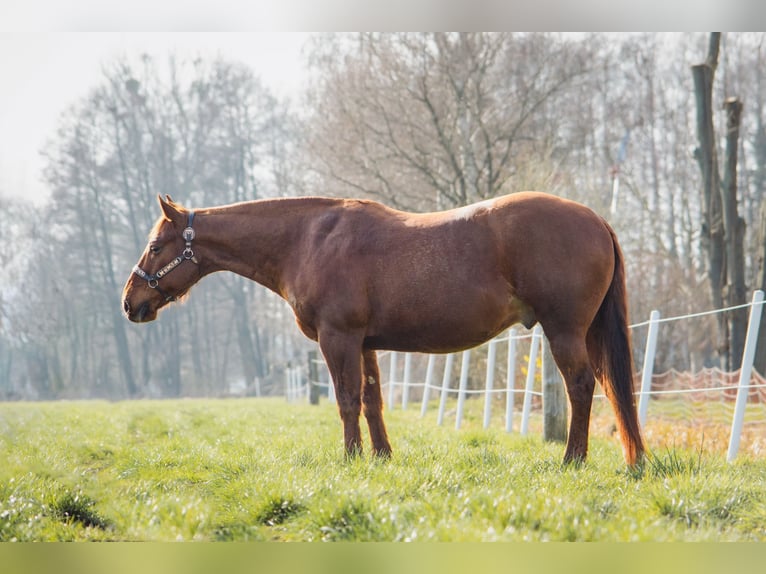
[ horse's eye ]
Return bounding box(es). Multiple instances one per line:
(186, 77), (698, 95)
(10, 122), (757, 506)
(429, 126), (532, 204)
(149, 244), (161, 254)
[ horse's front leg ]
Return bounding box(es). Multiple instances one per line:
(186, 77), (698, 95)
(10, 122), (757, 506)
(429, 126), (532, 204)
(319, 330), (364, 456)
(362, 349), (392, 457)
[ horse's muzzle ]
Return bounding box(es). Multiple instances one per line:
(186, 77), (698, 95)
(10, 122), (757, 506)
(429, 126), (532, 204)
(123, 298), (153, 323)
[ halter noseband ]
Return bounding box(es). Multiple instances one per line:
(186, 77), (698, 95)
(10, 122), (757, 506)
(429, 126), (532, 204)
(132, 212), (198, 302)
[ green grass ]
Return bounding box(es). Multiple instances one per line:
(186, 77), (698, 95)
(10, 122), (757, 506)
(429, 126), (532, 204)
(0, 398), (764, 541)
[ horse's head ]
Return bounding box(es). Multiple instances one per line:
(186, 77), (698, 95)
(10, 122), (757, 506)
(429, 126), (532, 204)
(122, 195), (202, 323)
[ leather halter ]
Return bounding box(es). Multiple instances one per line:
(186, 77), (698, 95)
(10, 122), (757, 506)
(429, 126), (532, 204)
(132, 212), (198, 302)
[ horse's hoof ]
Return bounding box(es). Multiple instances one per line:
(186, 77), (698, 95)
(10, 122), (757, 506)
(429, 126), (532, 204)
(372, 447), (392, 460)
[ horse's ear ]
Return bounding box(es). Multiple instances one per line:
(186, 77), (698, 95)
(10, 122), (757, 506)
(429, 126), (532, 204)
(158, 194), (183, 223)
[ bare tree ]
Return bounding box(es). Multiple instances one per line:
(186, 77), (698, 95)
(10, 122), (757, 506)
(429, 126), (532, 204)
(305, 33), (593, 211)
(692, 33), (750, 369)
(23, 54), (303, 399)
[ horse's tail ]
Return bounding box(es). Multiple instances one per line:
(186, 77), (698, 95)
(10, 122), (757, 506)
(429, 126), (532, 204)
(588, 221), (645, 467)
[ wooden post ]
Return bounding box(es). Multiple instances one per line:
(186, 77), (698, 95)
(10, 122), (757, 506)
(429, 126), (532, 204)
(542, 335), (567, 443)
(308, 350), (320, 405)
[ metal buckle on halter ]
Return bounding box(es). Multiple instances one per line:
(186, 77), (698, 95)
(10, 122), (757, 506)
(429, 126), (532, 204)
(182, 226), (195, 260)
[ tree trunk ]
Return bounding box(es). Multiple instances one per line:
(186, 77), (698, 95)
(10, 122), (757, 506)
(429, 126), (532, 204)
(754, 110), (766, 375)
(721, 97), (747, 368)
(692, 32), (728, 368)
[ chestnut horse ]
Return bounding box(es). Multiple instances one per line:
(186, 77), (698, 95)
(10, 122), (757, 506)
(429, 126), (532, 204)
(122, 192), (645, 467)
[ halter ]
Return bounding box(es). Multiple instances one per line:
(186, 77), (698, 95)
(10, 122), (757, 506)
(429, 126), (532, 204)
(132, 212), (198, 302)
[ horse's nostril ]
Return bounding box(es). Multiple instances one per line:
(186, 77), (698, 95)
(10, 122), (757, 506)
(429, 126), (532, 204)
(136, 302), (150, 322)
(123, 298), (131, 315)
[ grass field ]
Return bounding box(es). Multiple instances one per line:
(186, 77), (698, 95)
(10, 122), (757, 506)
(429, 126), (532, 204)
(0, 397), (764, 542)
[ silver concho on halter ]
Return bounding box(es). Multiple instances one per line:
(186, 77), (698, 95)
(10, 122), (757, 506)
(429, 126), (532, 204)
(182, 226), (195, 260)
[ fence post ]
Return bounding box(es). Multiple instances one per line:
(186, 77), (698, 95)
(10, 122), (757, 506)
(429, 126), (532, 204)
(520, 325), (542, 435)
(542, 334), (567, 442)
(727, 290), (765, 462)
(505, 328), (518, 433)
(285, 366), (292, 401)
(402, 353), (413, 410)
(483, 339), (498, 429)
(437, 353), (455, 426)
(308, 350), (320, 405)
(638, 310), (661, 428)
(420, 355), (436, 417)
(455, 350), (472, 430)
(292, 368), (301, 402)
(387, 351), (398, 409)
(327, 370), (336, 404)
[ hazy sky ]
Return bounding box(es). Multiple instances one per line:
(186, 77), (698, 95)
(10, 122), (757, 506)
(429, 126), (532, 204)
(0, 33), (311, 204)
(0, 4), (759, 206)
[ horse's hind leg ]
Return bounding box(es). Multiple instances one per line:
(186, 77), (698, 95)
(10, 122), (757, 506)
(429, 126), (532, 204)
(362, 349), (392, 457)
(318, 330), (364, 456)
(547, 332), (596, 463)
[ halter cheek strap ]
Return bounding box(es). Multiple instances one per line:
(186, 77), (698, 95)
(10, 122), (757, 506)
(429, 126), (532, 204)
(132, 212), (198, 302)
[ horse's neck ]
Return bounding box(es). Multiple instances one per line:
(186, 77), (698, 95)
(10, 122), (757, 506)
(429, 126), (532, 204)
(199, 198), (327, 294)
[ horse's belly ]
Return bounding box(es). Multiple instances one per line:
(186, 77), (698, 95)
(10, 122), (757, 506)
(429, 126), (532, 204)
(364, 328), (501, 354)
(364, 294), (534, 354)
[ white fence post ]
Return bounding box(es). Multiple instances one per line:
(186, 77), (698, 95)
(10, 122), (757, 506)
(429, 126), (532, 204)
(437, 353), (455, 426)
(284, 369), (289, 401)
(327, 368), (336, 404)
(505, 328), (518, 433)
(401, 353), (413, 410)
(293, 368), (303, 402)
(483, 339), (498, 429)
(520, 325), (542, 435)
(455, 350), (472, 430)
(420, 355), (436, 417)
(638, 310), (661, 428)
(727, 290), (765, 462)
(286, 367), (297, 402)
(387, 351), (398, 409)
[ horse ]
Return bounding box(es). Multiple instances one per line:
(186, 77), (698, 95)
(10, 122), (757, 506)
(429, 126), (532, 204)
(122, 192), (645, 467)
